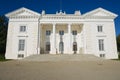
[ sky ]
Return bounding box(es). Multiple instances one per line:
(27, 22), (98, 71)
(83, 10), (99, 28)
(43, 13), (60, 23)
(0, 0), (120, 36)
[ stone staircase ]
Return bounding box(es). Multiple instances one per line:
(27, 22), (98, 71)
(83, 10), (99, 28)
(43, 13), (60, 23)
(21, 54), (104, 61)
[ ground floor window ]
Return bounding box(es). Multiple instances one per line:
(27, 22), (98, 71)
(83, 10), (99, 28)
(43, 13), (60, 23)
(18, 39), (25, 51)
(18, 54), (24, 58)
(98, 39), (104, 51)
(100, 54), (105, 58)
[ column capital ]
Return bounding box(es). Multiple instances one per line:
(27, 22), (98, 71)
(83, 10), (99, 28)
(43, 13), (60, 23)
(52, 23), (56, 26)
(68, 23), (72, 26)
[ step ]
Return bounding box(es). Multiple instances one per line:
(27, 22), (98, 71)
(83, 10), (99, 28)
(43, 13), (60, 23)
(21, 54), (104, 61)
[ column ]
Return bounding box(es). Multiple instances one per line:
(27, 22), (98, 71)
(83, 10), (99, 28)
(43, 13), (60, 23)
(52, 23), (56, 54)
(68, 24), (71, 53)
(83, 25), (86, 54)
(37, 23), (40, 54)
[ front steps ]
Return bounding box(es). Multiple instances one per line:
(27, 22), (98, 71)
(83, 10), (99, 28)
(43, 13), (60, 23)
(21, 54), (104, 61)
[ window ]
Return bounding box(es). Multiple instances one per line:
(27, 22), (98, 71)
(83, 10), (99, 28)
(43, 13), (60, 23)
(98, 39), (104, 51)
(20, 26), (26, 32)
(18, 54), (24, 58)
(46, 30), (51, 35)
(100, 54), (105, 58)
(18, 39), (25, 51)
(97, 25), (103, 32)
(59, 30), (64, 35)
(72, 30), (77, 35)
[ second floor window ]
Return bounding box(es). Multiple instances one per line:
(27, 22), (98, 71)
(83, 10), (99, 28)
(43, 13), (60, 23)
(46, 30), (51, 35)
(59, 30), (64, 35)
(72, 30), (77, 35)
(20, 26), (26, 32)
(97, 25), (103, 32)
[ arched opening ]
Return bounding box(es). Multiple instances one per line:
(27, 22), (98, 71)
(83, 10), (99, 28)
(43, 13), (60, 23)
(73, 42), (77, 54)
(59, 42), (64, 54)
(46, 42), (50, 53)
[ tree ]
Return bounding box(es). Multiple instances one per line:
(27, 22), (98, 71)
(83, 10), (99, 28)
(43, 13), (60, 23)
(117, 34), (120, 59)
(0, 15), (8, 55)
(117, 34), (120, 52)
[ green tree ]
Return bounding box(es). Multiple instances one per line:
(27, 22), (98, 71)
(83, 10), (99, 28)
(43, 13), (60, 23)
(117, 34), (120, 52)
(0, 15), (8, 55)
(117, 34), (120, 59)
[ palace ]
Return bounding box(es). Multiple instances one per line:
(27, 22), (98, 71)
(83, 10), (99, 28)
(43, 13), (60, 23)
(5, 7), (118, 59)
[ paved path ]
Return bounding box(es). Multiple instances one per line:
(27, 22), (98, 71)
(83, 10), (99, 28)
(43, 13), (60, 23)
(0, 60), (120, 80)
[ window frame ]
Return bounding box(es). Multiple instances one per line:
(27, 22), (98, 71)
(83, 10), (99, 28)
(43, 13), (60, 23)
(97, 25), (103, 32)
(59, 30), (64, 35)
(72, 30), (77, 35)
(46, 42), (51, 51)
(18, 39), (25, 51)
(46, 30), (51, 36)
(100, 54), (105, 58)
(98, 39), (104, 51)
(73, 42), (77, 51)
(20, 26), (26, 32)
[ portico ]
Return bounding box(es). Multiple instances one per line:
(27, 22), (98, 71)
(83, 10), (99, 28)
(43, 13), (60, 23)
(39, 23), (84, 54)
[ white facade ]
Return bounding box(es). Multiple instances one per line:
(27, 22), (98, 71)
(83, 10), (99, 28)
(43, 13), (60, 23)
(5, 7), (118, 59)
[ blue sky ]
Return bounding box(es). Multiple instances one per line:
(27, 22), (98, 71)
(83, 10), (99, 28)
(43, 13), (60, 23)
(0, 0), (120, 36)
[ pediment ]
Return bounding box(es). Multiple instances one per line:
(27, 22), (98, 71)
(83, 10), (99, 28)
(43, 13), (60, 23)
(83, 8), (118, 19)
(6, 7), (40, 18)
(92, 11), (109, 16)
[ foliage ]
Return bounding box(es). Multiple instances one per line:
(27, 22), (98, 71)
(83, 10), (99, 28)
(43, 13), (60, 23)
(0, 54), (5, 61)
(0, 15), (8, 56)
(118, 53), (120, 60)
(0, 54), (11, 61)
(117, 34), (120, 53)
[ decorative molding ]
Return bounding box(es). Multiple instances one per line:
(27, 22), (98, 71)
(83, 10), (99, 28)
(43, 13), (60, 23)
(96, 35), (107, 37)
(18, 35), (28, 37)
(42, 15), (82, 19)
(5, 7), (118, 19)
(6, 7), (40, 19)
(82, 7), (118, 19)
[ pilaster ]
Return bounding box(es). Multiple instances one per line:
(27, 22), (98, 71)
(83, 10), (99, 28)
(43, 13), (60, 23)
(37, 22), (40, 54)
(68, 23), (72, 53)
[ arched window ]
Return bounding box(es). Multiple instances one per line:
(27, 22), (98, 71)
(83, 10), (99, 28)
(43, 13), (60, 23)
(46, 42), (50, 51)
(59, 42), (64, 54)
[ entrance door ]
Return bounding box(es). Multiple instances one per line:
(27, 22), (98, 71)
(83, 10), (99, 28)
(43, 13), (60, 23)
(59, 42), (64, 54)
(46, 42), (50, 53)
(73, 42), (77, 54)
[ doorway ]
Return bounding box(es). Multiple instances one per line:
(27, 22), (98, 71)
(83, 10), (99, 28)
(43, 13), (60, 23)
(46, 42), (50, 53)
(73, 42), (77, 54)
(59, 42), (64, 54)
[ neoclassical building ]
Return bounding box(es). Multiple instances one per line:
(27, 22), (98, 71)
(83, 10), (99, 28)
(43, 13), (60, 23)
(5, 7), (118, 59)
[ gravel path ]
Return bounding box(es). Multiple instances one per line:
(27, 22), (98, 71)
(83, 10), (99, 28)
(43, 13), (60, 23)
(0, 60), (120, 80)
